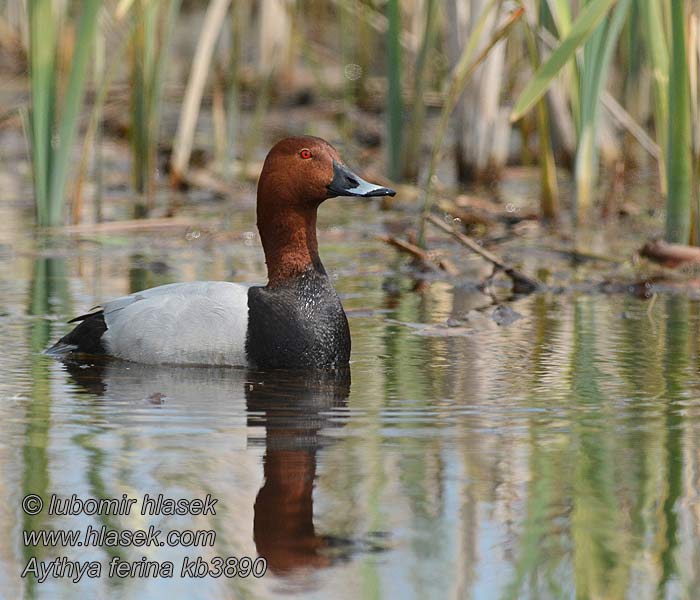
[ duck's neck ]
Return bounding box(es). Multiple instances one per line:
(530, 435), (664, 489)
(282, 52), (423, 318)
(259, 207), (325, 286)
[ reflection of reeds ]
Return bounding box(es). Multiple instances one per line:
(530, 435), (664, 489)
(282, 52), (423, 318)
(25, 256), (70, 570)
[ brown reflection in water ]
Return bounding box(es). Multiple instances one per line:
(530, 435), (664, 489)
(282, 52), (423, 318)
(246, 369), (350, 574)
(61, 361), (352, 575)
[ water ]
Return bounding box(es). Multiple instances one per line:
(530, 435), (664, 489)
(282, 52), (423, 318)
(1, 200), (700, 599)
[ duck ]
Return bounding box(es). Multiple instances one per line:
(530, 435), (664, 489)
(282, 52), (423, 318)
(48, 136), (395, 368)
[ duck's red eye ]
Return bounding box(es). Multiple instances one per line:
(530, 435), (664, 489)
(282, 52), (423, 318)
(299, 148), (312, 159)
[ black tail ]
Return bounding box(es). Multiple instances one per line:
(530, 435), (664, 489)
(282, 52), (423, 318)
(46, 310), (108, 356)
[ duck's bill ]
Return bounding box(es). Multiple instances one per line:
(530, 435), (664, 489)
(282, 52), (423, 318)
(327, 160), (396, 198)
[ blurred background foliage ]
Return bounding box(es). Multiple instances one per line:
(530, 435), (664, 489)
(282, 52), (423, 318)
(1, 0), (700, 246)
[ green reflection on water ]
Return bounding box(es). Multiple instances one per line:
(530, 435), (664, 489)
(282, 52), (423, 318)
(7, 244), (700, 599)
(658, 295), (688, 598)
(23, 256), (70, 598)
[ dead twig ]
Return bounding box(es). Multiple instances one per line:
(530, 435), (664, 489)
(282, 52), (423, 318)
(543, 246), (622, 264)
(60, 217), (192, 234)
(426, 214), (541, 293)
(379, 235), (459, 276)
(640, 240), (700, 267)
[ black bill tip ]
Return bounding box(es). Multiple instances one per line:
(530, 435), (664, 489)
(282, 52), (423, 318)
(327, 160), (396, 198)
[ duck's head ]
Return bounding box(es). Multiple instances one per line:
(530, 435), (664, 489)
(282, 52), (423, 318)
(256, 136), (395, 284)
(257, 136), (395, 210)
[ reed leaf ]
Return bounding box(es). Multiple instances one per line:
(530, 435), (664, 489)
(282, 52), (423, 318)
(402, 0), (440, 181)
(665, 0), (691, 243)
(28, 0), (56, 225)
(130, 0), (181, 212)
(546, 0), (572, 35)
(510, 0), (617, 123)
(418, 5), (524, 246)
(29, 0), (101, 226)
(171, 0), (231, 185)
(386, 0), (402, 181)
(49, 0), (101, 225)
(638, 0), (668, 195)
(575, 0), (631, 215)
(545, 0), (580, 134)
(522, 5), (559, 219)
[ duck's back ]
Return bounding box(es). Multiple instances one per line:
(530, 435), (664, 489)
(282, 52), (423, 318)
(53, 282), (251, 366)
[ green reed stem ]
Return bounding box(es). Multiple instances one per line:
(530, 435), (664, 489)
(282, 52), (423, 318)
(402, 0), (439, 181)
(386, 0), (402, 181)
(665, 0), (691, 243)
(28, 0), (101, 226)
(523, 8), (559, 219)
(418, 5), (523, 247)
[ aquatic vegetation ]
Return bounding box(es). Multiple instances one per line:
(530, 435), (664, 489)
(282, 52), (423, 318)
(7, 0), (700, 246)
(385, 0), (402, 181)
(512, 0), (629, 219)
(129, 0), (181, 214)
(665, 0), (692, 243)
(28, 0), (101, 226)
(170, 0), (229, 186)
(418, 3), (524, 247)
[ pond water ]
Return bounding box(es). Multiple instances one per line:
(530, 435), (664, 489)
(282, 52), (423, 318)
(1, 195), (700, 600)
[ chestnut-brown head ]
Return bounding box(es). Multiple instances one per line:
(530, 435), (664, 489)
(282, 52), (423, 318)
(256, 136), (395, 285)
(257, 136), (394, 209)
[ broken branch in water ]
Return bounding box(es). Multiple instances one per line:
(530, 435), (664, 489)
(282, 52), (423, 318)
(379, 235), (459, 276)
(640, 239), (700, 267)
(60, 217), (192, 234)
(426, 214), (541, 293)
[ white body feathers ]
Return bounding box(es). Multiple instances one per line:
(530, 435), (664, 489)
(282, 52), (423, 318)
(101, 281), (251, 366)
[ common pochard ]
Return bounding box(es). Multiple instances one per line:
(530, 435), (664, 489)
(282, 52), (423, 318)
(48, 136), (395, 368)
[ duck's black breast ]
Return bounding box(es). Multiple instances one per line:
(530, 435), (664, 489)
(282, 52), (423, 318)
(245, 268), (351, 369)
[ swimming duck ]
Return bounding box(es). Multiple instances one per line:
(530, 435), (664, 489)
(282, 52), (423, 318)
(48, 136), (395, 368)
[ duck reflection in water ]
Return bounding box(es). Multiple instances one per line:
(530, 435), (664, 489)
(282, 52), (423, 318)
(62, 360), (353, 575)
(247, 367), (350, 573)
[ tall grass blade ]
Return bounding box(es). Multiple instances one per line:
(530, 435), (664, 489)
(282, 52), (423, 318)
(523, 5), (558, 219)
(511, 0), (617, 123)
(575, 0), (630, 216)
(28, 0), (57, 225)
(48, 0), (101, 225)
(402, 0), (439, 181)
(28, 0), (101, 226)
(546, 0), (572, 35)
(130, 0), (155, 203)
(222, 0), (248, 174)
(386, 0), (402, 181)
(665, 0), (691, 243)
(129, 0), (180, 212)
(639, 0), (669, 195)
(150, 0), (181, 154)
(690, 14), (699, 244)
(418, 6), (524, 246)
(241, 66), (275, 171)
(544, 0), (581, 135)
(171, 0), (231, 185)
